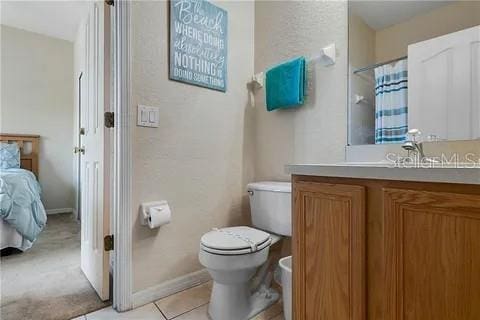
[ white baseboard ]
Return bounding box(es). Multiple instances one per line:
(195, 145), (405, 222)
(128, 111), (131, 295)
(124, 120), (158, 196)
(46, 208), (74, 215)
(132, 269), (211, 309)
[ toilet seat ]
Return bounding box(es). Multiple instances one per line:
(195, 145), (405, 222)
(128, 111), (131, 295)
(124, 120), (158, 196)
(201, 226), (272, 255)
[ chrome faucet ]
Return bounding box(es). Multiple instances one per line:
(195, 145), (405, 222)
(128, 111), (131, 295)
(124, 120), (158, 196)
(402, 129), (425, 159)
(401, 129), (439, 164)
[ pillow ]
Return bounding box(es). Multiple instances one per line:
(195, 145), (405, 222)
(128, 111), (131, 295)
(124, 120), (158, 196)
(0, 142), (21, 169)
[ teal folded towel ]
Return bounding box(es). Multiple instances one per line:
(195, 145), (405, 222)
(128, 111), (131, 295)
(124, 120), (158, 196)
(265, 56), (306, 111)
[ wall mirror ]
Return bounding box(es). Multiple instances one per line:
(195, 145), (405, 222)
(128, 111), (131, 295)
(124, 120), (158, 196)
(348, 1), (480, 146)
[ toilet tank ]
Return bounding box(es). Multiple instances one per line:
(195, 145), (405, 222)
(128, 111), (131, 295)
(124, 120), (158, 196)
(247, 181), (291, 236)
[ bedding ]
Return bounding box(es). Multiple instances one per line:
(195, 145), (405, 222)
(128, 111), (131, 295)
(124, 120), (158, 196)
(0, 142), (21, 169)
(0, 168), (47, 243)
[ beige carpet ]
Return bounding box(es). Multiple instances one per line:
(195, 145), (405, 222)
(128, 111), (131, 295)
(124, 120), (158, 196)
(1, 213), (110, 320)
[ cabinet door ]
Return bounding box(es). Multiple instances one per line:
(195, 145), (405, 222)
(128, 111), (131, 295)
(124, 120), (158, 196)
(293, 182), (366, 320)
(384, 188), (480, 320)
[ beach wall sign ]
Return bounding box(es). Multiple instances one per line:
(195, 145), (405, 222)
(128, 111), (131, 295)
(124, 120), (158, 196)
(169, 0), (228, 92)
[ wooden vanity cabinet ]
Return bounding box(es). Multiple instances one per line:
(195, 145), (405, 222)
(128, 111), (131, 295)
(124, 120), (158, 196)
(292, 175), (480, 320)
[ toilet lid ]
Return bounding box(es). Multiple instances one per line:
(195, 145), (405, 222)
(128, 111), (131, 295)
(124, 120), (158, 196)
(201, 226), (271, 255)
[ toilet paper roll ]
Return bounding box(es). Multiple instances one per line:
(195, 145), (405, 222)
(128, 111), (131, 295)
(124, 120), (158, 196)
(147, 205), (171, 229)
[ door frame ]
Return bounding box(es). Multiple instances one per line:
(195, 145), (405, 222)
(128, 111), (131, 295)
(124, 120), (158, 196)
(110, 0), (133, 311)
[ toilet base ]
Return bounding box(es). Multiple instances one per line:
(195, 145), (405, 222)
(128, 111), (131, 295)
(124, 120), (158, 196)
(246, 286), (280, 319)
(208, 283), (279, 320)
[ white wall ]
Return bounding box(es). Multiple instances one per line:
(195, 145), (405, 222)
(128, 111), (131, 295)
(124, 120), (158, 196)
(130, 0), (255, 292)
(254, 1), (348, 181)
(0, 25), (75, 211)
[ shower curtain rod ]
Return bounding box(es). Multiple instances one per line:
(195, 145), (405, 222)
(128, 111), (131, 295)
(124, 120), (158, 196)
(353, 55), (408, 74)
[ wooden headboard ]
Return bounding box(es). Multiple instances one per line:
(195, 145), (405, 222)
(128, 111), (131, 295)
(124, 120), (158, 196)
(0, 134), (40, 177)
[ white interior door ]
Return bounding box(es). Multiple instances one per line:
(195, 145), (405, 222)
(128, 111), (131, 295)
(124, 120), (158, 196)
(80, 1), (110, 301)
(408, 25), (480, 140)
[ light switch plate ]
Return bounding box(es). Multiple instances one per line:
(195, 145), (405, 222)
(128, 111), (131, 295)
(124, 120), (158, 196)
(137, 105), (159, 127)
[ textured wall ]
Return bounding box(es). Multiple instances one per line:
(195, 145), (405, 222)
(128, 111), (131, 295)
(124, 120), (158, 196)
(1, 25), (75, 211)
(348, 13), (376, 145)
(254, 1), (349, 181)
(131, 0), (255, 292)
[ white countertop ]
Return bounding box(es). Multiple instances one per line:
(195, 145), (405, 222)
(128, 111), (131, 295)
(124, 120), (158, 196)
(286, 163), (480, 185)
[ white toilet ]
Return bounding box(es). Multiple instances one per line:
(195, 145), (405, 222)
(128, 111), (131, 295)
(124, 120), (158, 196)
(199, 181), (291, 320)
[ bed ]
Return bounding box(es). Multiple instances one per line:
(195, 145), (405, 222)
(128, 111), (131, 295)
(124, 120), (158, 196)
(0, 134), (47, 251)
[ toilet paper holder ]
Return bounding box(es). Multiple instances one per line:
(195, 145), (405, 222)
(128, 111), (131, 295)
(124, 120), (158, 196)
(140, 200), (170, 226)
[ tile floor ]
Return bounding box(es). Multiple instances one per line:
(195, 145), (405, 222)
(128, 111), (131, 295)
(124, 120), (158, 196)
(74, 281), (284, 320)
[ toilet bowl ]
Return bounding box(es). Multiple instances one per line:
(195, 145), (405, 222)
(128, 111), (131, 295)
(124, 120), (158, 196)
(199, 227), (278, 320)
(198, 182), (291, 320)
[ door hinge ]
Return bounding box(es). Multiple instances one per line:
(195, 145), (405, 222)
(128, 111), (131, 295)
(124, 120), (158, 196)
(104, 112), (114, 128)
(104, 235), (114, 251)
(105, 0), (114, 6)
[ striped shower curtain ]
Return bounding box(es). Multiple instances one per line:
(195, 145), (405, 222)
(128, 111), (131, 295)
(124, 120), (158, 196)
(374, 59), (408, 144)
